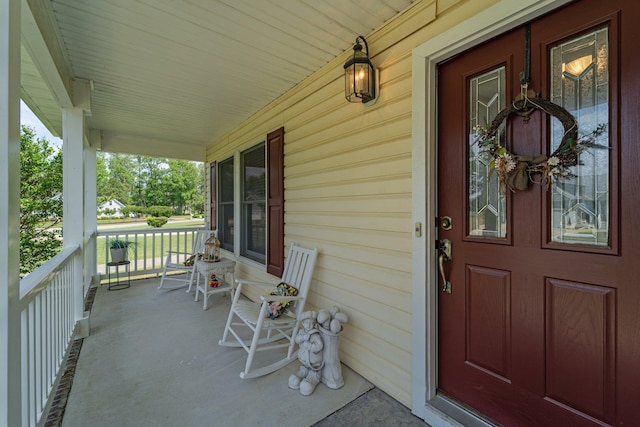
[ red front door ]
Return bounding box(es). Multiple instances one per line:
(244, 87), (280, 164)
(437, 1), (640, 425)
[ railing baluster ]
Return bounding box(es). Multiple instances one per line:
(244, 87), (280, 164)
(106, 234), (110, 266)
(21, 308), (29, 425)
(43, 287), (50, 406)
(151, 230), (156, 271)
(158, 229), (162, 269)
(142, 231), (147, 271)
(43, 283), (49, 402)
(29, 300), (38, 426)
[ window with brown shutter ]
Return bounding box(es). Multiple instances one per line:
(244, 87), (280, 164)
(213, 128), (284, 275)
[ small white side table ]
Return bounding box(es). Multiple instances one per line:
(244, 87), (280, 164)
(194, 258), (236, 310)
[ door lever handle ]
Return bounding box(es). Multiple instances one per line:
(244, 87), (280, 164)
(438, 239), (452, 293)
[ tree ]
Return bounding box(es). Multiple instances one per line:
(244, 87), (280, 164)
(97, 153), (204, 215)
(96, 152), (110, 205)
(20, 126), (63, 275)
(166, 159), (200, 214)
(133, 156), (167, 207)
(106, 153), (135, 205)
(188, 162), (206, 215)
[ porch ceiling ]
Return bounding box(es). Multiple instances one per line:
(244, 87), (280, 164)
(20, 0), (414, 161)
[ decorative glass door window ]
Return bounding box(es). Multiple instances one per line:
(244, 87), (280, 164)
(469, 67), (507, 238)
(550, 28), (609, 245)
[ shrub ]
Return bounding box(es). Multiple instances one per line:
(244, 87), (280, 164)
(146, 206), (174, 218)
(146, 216), (168, 227)
(123, 205), (146, 218)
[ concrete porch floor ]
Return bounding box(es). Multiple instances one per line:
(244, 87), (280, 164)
(59, 276), (428, 427)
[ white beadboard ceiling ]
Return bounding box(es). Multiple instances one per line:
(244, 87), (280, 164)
(20, 0), (414, 161)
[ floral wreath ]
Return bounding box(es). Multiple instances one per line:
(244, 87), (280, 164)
(474, 91), (606, 192)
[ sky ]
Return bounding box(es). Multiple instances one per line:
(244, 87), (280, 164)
(20, 100), (62, 147)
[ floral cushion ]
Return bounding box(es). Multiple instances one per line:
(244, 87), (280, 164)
(265, 282), (298, 319)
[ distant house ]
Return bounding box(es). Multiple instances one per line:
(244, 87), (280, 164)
(98, 199), (126, 217)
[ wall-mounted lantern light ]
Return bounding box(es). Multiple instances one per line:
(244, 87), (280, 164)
(344, 36), (377, 104)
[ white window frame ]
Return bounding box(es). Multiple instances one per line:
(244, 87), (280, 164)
(217, 156), (235, 252)
(239, 142), (266, 263)
(217, 141), (267, 266)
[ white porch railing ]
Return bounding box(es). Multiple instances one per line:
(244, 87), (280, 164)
(16, 227), (203, 426)
(97, 227), (204, 279)
(19, 245), (80, 427)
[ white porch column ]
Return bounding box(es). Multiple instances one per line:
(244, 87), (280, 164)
(0, 0), (22, 425)
(86, 131), (101, 289)
(84, 145), (98, 287)
(62, 106), (87, 327)
(64, 79), (92, 337)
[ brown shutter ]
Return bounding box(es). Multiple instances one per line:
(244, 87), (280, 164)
(209, 161), (216, 231)
(266, 127), (284, 276)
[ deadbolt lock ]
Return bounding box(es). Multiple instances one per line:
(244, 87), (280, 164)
(440, 216), (452, 231)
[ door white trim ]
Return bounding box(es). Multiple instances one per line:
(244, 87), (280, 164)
(410, 0), (573, 424)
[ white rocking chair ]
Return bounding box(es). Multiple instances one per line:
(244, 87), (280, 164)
(158, 229), (212, 291)
(218, 243), (318, 379)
